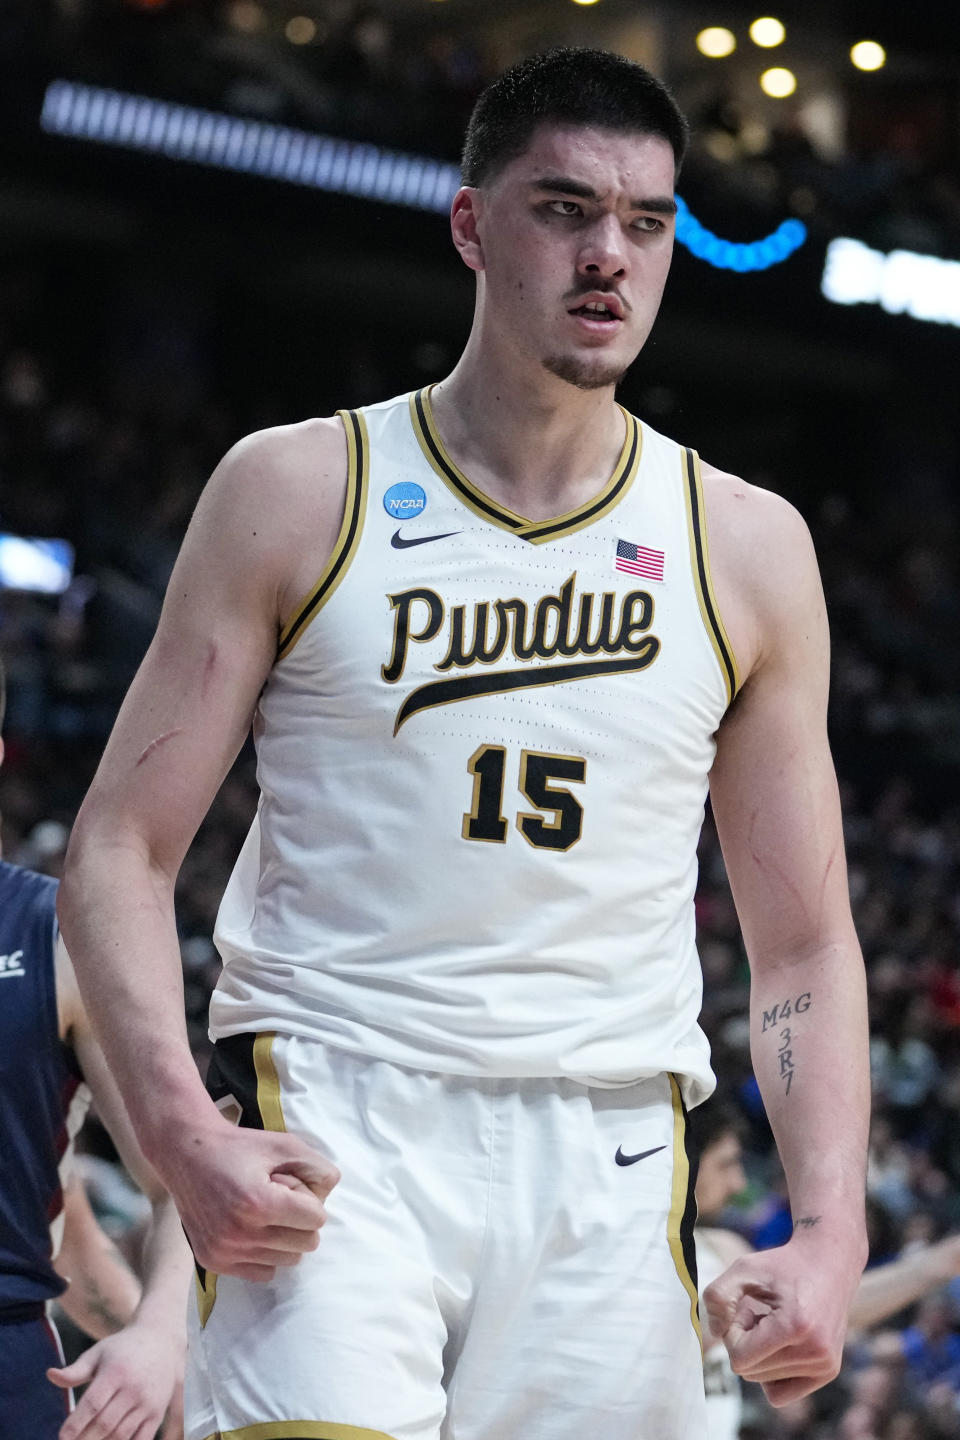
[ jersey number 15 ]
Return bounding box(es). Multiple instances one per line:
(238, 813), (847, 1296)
(462, 744), (586, 852)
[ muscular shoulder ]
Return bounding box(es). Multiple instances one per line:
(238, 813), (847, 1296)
(183, 415), (349, 626)
(700, 461), (816, 587)
(698, 461), (823, 683)
(224, 415), (345, 482)
(201, 416), (347, 539)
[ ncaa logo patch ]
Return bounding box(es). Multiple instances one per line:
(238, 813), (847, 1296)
(383, 482), (427, 519)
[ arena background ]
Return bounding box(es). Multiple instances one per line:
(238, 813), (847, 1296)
(1, 3), (959, 1436)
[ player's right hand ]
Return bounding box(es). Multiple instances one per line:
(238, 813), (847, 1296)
(704, 1234), (854, 1407)
(162, 1122), (340, 1281)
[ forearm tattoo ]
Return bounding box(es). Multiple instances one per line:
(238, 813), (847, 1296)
(793, 1215), (822, 1231)
(760, 991), (812, 1097)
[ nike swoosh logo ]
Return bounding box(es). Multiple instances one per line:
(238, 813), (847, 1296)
(391, 529), (460, 549)
(615, 1144), (667, 1167)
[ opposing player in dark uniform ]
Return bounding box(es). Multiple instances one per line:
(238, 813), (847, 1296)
(0, 661), (190, 1439)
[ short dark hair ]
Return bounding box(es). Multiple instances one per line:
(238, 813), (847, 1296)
(461, 47), (689, 188)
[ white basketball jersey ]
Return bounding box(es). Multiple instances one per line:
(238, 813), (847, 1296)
(211, 387), (739, 1105)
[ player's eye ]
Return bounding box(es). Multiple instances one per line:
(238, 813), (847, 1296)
(547, 200), (583, 217)
(633, 215), (666, 232)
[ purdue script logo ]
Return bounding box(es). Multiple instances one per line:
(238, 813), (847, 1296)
(382, 573), (659, 732)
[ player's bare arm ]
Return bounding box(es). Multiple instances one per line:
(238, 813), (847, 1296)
(53, 1177), (141, 1341)
(700, 468), (870, 1407)
(850, 1235), (960, 1331)
(57, 420), (346, 1279)
(49, 938), (190, 1439)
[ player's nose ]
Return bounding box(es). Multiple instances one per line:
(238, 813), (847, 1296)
(577, 212), (629, 280)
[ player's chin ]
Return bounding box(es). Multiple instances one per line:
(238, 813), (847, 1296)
(542, 351), (631, 392)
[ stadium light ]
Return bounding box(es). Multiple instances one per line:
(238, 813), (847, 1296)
(696, 27), (736, 58)
(39, 80), (808, 273)
(285, 16), (316, 44)
(760, 67), (796, 97)
(675, 195), (805, 272)
(822, 237), (960, 327)
(850, 41), (886, 71)
(227, 0), (266, 33)
(749, 17), (785, 47)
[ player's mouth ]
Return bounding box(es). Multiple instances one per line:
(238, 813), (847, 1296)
(567, 295), (625, 333)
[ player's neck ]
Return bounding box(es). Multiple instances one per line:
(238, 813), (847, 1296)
(432, 351), (626, 523)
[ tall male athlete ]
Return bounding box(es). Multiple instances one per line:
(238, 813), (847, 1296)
(59, 47), (870, 1440)
(0, 666), (190, 1439)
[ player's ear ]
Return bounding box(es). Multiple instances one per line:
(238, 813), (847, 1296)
(451, 187), (485, 273)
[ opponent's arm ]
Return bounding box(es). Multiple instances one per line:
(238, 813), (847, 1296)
(53, 1175), (141, 1341)
(49, 940), (190, 1440)
(703, 487), (869, 1407)
(57, 420), (346, 1280)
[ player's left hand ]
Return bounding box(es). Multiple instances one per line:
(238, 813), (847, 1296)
(49, 1320), (185, 1440)
(703, 1235), (859, 1407)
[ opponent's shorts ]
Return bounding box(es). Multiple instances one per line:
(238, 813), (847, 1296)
(0, 1305), (71, 1438)
(185, 1035), (705, 1440)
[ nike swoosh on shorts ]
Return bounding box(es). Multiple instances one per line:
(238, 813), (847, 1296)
(614, 1144), (667, 1167)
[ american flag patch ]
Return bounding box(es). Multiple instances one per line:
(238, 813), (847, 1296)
(615, 539), (665, 582)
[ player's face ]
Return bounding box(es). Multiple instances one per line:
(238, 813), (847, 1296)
(470, 123), (677, 390)
(695, 1133), (747, 1220)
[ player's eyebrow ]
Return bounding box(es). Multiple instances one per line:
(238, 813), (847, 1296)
(532, 176), (677, 215)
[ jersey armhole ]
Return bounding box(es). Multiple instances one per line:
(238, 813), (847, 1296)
(682, 447), (741, 707)
(275, 408), (370, 661)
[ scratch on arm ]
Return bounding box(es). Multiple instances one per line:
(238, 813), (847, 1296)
(135, 727), (185, 767)
(747, 805), (810, 918)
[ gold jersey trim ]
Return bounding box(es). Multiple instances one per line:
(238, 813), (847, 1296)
(199, 1425), (398, 1440)
(409, 386), (641, 545)
(682, 448), (740, 706)
(194, 1268), (217, 1330)
(667, 1074), (703, 1351)
(276, 410), (369, 660)
(253, 1032), (286, 1133)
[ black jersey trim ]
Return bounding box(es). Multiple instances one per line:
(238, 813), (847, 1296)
(683, 448), (739, 706)
(410, 388), (642, 545)
(668, 1074), (702, 1352)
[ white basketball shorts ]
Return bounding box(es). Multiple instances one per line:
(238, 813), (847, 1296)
(185, 1034), (705, 1440)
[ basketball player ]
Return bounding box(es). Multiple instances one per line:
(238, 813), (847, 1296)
(695, 1104), (960, 1440)
(58, 47), (870, 1440)
(0, 663), (190, 1439)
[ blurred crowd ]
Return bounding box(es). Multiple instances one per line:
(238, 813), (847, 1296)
(3, 255), (960, 1436)
(2, 0), (960, 262)
(2, 12), (960, 1419)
